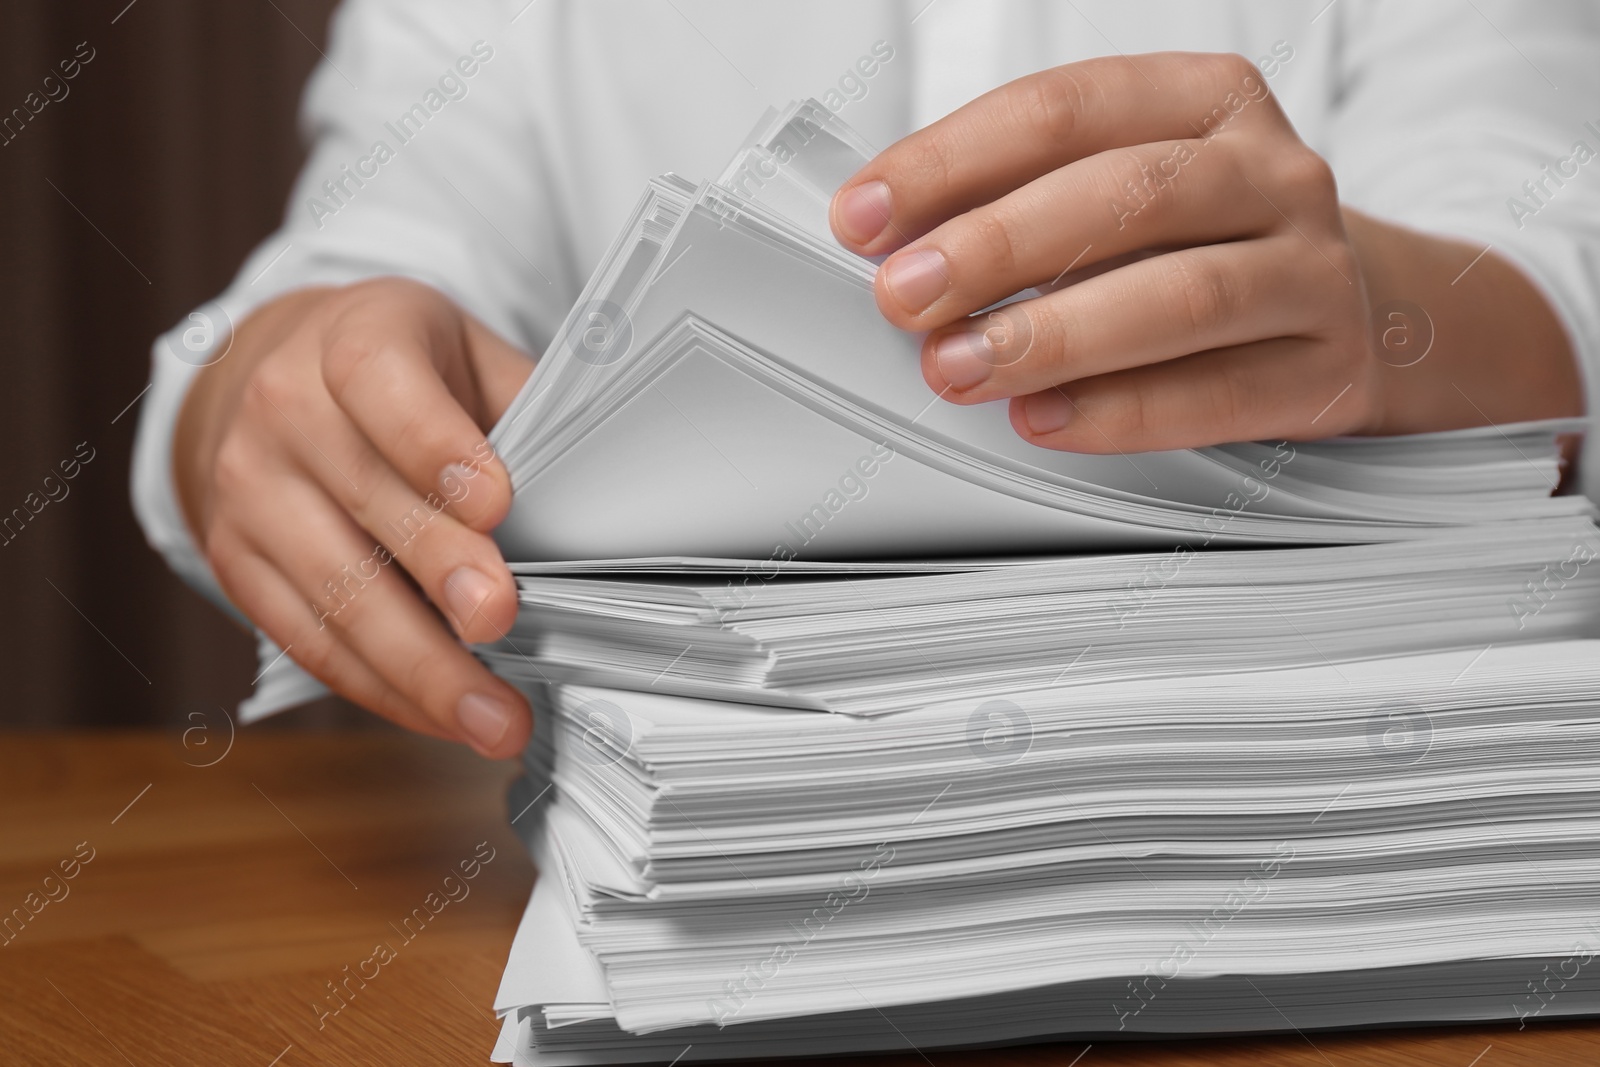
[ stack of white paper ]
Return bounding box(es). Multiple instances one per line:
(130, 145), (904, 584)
(485, 518), (1600, 715)
(487, 99), (1586, 564)
(482, 101), (1600, 1063)
(491, 641), (1600, 1063)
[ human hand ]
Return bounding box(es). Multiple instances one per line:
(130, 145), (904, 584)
(173, 278), (534, 758)
(829, 52), (1579, 451)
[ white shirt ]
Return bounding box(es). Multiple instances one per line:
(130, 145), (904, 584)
(130, 0), (1600, 717)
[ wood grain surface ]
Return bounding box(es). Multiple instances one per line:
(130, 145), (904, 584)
(1, 729), (1595, 1066)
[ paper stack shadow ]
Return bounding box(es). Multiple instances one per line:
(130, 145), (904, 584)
(481, 100), (1600, 1063)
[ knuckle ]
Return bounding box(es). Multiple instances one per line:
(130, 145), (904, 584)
(211, 434), (257, 499)
(340, 277), (396, 304)
(1081, 377), (1155, 448)
(202, 530), (242, 594)
(1213, 52), (1259, 85)
(290, 636), (337, 682)
(385, 501), (446, 557)
(320, 333), (381, 397)
(899, 134), (960, 207)
(1212, 358), (1255, 431)
(246, 353), (302, 412)
(321, 564), (380, 632)
(1290, 232), (1361, 298)
(336, 275), (436, 316)
(399, 650), (445, 709)
(1016, 300), (1071, 377)
(339, 448), (386, 515)
(1110, 381), (1158, 446)
(1169, 254), (1240, 337)
(1337, 353), (1383, 430)
(967, 208), (1025, 276)
(1012, 66), (1090, 150)
(1103, 146), (1182, 228)
(1213, 143), (1250, 193)
(1274, 147), (1338, 202)
(390, 402), (453, 466)
(1324, 243), (1361, 287)
(368, 684), (418, 728)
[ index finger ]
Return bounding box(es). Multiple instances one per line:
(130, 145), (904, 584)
(318, 282), (525, 533)
(829, 52), (1284, 255)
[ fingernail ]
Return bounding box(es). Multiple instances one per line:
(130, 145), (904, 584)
(881, 248), (950, 316)
(934, 330), (994, 391)
(457, 692), (513, 754)
(438, 461), (479, 502)
(443, 566), (497, 633)
(1023, 390), (1074, 436)
(833, 180), (892, 246)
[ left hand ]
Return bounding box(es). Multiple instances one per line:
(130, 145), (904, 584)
(829, 52), (1382, 453)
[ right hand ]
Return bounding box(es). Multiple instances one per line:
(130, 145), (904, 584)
(174, 278), (536, 758)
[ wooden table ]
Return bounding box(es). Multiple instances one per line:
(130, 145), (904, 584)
(2, 730), (1596, 1067)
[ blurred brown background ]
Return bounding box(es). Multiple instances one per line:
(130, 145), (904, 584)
(0, 0), (343, 727)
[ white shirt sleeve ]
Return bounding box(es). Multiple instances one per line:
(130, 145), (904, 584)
(130, 0), (573, 718)
(1326, 0), (1600, 495)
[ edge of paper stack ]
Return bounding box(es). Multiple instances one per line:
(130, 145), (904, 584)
(483, 100), (1600, 1063)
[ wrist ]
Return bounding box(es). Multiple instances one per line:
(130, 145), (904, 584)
(1343, 207), (1582, 436)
